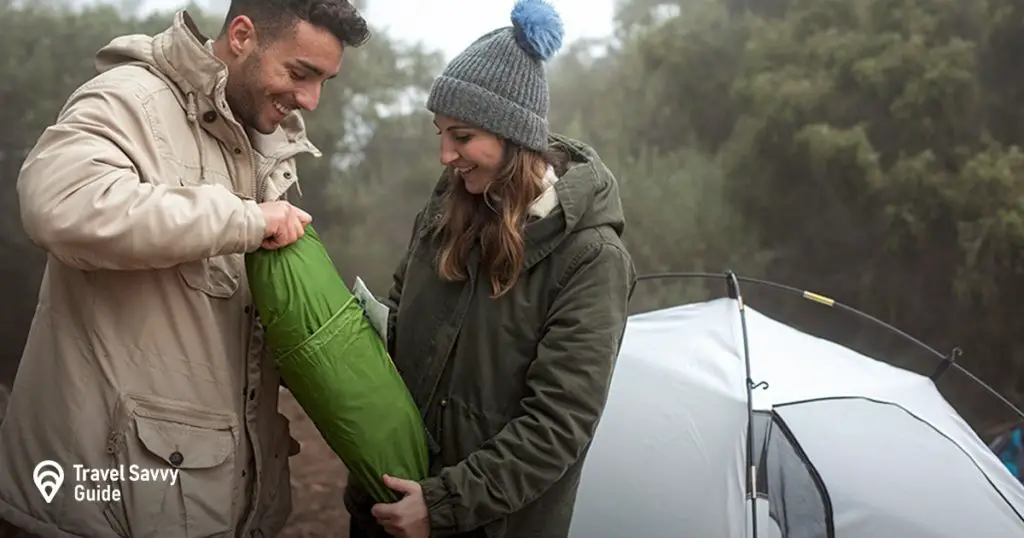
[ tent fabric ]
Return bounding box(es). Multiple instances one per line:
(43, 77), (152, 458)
(568, 297), (1024, 538)
(757, 411), (830, 538)
(245, 225), (429, 503)
(776, 397), (1022, 536)
(568, 300), (750, 538)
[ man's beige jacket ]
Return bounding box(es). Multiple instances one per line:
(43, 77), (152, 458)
(0, 10), (321, 537)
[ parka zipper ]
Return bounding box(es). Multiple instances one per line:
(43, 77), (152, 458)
(422, 257), (478, 418)
(251, 147), (262, 202)
(253, 143), (313, 202)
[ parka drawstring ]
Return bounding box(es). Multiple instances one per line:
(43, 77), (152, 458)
(184, 92), (207, 183)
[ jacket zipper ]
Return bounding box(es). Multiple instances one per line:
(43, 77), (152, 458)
(250, 147), (263, 202)
(422, 260), (477, 413)
(253, 144), (310, 202)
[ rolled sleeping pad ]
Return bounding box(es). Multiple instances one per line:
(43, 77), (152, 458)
(245, 224), (429, 503)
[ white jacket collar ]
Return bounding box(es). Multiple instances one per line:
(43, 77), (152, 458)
(527, 165), (560, 219)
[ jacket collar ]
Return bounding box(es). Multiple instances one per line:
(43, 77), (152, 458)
(151, 10), (321, 156)
(151, 11), (229, 103)
(527, 165), (560, 219)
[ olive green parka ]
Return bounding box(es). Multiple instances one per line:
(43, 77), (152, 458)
(346, 134), (636, 538)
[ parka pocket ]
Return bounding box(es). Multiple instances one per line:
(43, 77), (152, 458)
(434, 396), (507, 468)
(108, 392), (240, 537)
(179, 253), (243, 299)
(173, 164), (243, 300)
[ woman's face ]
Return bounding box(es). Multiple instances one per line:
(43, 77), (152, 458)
(434, 115), (504, 194)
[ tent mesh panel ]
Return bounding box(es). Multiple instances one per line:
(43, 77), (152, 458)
(752, 411), (834, 538)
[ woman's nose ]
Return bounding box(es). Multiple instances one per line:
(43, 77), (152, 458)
(439, 142), (459, 166)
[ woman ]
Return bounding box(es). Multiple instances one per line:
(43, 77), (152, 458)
(344, 1), (636, 536)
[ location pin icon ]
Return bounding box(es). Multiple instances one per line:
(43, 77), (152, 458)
(33, 460), (64, 504)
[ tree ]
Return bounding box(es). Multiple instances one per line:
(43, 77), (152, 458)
(710, 0), (1024, 425)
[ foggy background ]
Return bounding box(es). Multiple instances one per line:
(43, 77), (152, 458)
(3, 0), (1024, 532)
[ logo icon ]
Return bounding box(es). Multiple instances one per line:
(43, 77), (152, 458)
(33, 460), (63, 504)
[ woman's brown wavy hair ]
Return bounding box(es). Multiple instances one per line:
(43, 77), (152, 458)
(431, 141), (569, 298)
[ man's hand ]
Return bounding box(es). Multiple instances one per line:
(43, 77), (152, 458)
(258, 201), (312, 250)
(371, 474), (430, 538)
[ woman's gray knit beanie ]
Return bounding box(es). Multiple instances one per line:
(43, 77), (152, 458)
(425, 0), (565, 152)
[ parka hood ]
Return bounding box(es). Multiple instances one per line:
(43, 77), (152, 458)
(520, 133), (626, 269)
(546, 133), (625, 236)
(95, 10), (227, 103)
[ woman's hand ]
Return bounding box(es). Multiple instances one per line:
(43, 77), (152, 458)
(371, 474), (430, 538)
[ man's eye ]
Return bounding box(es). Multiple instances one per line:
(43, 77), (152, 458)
(290, 70), (307, 81)
(454, 134), (472, 143)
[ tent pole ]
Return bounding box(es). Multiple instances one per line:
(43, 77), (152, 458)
(636, 271), (1024, 423)
(725, 270), (760, 538)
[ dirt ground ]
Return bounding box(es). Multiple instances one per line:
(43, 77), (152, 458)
(278, 387), (351, 538)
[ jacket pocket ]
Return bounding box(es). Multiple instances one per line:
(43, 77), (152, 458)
(173, 163), (243, 299)
(434, 396), (507, 468)
(179, 253), (243, 299)
(109, 392), (240, 537)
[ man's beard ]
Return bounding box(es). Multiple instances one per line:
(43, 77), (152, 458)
(224, 51), (266, 133)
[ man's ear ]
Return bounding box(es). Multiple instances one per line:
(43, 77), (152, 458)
(225, 15), (259, 57)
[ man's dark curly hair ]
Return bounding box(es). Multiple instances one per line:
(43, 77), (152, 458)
(220, 0), (371, 48)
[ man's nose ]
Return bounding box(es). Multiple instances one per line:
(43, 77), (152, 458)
(296, 85), (321, 111)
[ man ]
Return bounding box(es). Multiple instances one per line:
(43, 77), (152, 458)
(0, 1), (369, 536)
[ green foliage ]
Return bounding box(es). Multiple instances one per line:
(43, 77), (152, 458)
(628, 0), (1024, 426)
(549, 0), (767, 315)
(555, 0), (1024, 428)
(614, 147), (771, 313)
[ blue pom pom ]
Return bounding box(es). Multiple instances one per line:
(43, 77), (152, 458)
(510, 0), (564, 62)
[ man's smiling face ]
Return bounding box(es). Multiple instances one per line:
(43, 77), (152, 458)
(222, 16), (343, 134)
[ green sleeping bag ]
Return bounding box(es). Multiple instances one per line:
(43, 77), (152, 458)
(244, 224), (429, 503)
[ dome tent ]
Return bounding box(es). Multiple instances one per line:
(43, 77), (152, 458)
(568, 275), (1024, 538)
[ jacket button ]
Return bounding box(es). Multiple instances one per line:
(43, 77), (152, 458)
(249, 389), (256, 401)
(169, 451), (184, 466)
(439, 398), (448, 407)
(202, 111), (217, 123)
(244, 305), (251, 314)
